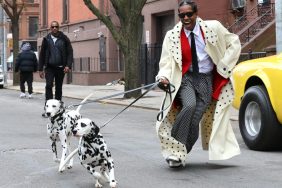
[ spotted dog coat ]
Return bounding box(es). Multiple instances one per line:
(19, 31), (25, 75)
(45, 99), (82, 172)
(72, 118), (116, 188)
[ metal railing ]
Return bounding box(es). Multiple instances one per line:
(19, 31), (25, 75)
(238, 51), (267, 63)
(139, 43), (162, 84)
(228, 6), (258, 33)
(238, 7), (275, 45)
(228, 3), (275, 34)
(72, 57), (123, 72)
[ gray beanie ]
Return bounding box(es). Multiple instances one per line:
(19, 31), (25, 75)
(21, 43), (31, 51)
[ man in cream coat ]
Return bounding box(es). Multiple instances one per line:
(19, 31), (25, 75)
(156, 0), (241, 168)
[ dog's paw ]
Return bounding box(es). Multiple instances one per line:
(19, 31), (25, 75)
(95, 181), (103, 188)
(110, 180), (117, 188)
(58, 166), (65, 173)
(67, 164), (73, 169)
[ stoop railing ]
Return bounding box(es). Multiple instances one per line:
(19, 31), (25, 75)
(228, 3), (275, 45)
(238, 8), (275, 45)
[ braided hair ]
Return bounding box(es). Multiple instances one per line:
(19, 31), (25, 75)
(178, 0), (198, 12)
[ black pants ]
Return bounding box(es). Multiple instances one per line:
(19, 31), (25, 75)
(45, 67), (65, 101)
(20, 72), (33, 94)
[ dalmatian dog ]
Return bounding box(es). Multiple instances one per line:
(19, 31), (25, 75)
(45, 94), (92, 172)
(59, 118), (116, 188)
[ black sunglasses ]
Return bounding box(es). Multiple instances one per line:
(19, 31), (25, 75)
(178, 12), (194, 18)
(51, 25), (59, 29)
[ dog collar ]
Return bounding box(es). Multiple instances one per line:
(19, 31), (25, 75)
(50, 109), (65, 123)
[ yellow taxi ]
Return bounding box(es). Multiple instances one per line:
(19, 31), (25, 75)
(232, 53), (282, 151)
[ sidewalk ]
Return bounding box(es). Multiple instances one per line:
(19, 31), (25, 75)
(5, 80), (238, 119)
(6, 80), (164, 110)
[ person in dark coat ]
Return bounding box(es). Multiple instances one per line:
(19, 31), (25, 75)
(15, 42), (38, 99)
(38, 21), (73, 117)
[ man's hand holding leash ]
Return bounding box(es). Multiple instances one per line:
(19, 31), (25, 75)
(158, 77), (170, 92)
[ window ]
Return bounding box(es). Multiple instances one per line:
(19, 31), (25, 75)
(29, 17), (38, 38)
(258, 0), (270, 5)
(42, 0), (48, 28)
(231, 0), (246, 9)
(62, 0), (69, 23)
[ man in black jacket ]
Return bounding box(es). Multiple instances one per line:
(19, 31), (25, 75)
(38, 21), (73, 116)
(15, 42), (38, 99)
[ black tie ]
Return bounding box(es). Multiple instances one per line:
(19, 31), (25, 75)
(190, 32), (199, 73)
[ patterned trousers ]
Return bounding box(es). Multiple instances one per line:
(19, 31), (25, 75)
(171, 72), (213, 153)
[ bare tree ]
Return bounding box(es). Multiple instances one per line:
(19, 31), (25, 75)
(83, 0), (147, 98)
(0, 0), (24, 85)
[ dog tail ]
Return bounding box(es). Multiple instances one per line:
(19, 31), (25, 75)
(76, 93), (93, 112)
(59, 148), (78, 172)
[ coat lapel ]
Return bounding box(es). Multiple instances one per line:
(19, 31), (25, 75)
(168, 22), (182, 68)
(198, 18), (218, 46)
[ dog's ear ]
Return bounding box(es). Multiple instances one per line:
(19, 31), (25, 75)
(90, 121), (100, 135)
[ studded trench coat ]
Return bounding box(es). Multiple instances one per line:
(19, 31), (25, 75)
(156, 18), (241, 162)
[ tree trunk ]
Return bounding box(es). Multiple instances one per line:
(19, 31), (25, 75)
(82, 0), (147, 98)
(123, 14), (143, 98)
(123, 49), (141, 98)
(12, 20), (20, 86)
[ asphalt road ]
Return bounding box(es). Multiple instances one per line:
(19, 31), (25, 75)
(1, 89), (282, 188)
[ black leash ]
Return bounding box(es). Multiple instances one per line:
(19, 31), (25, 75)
(66, 81), (175, 128)
(156, 82), (175, 122)
(66, 82), (159, 109)
(100, 82), (159, 128)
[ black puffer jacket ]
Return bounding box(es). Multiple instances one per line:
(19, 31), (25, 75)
(15, 50), (38, 72)
(38, 31), (73, 71)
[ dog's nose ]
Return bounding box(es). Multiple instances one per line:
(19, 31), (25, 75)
(72, 130), (77, 135)
(46, 112), (51, 117)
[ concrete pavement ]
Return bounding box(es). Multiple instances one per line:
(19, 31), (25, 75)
(6, 79), (164, 110)
(5, 79), (238, 119)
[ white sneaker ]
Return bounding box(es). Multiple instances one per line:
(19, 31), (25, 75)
(20, 93), (26, 98)
(28, 94), (33, 99)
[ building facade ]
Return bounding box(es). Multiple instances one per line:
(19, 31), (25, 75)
(38, 0), (123, 85)
(19, 0), (40, 51)
(37, 0), (276, 85)
(2, 0), (39, 75)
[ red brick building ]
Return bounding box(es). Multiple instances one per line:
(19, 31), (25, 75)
(6, 0), (39, 69)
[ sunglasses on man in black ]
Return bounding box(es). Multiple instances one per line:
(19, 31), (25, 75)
(51, 26), (59, 29)
(178, 12), (194, 18)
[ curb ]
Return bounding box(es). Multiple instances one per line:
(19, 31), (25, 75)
(5, 86), (160, 111)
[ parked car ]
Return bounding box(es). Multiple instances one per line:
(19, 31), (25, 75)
(0, 67), (4, 88)
(232, 53), (282, 151)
